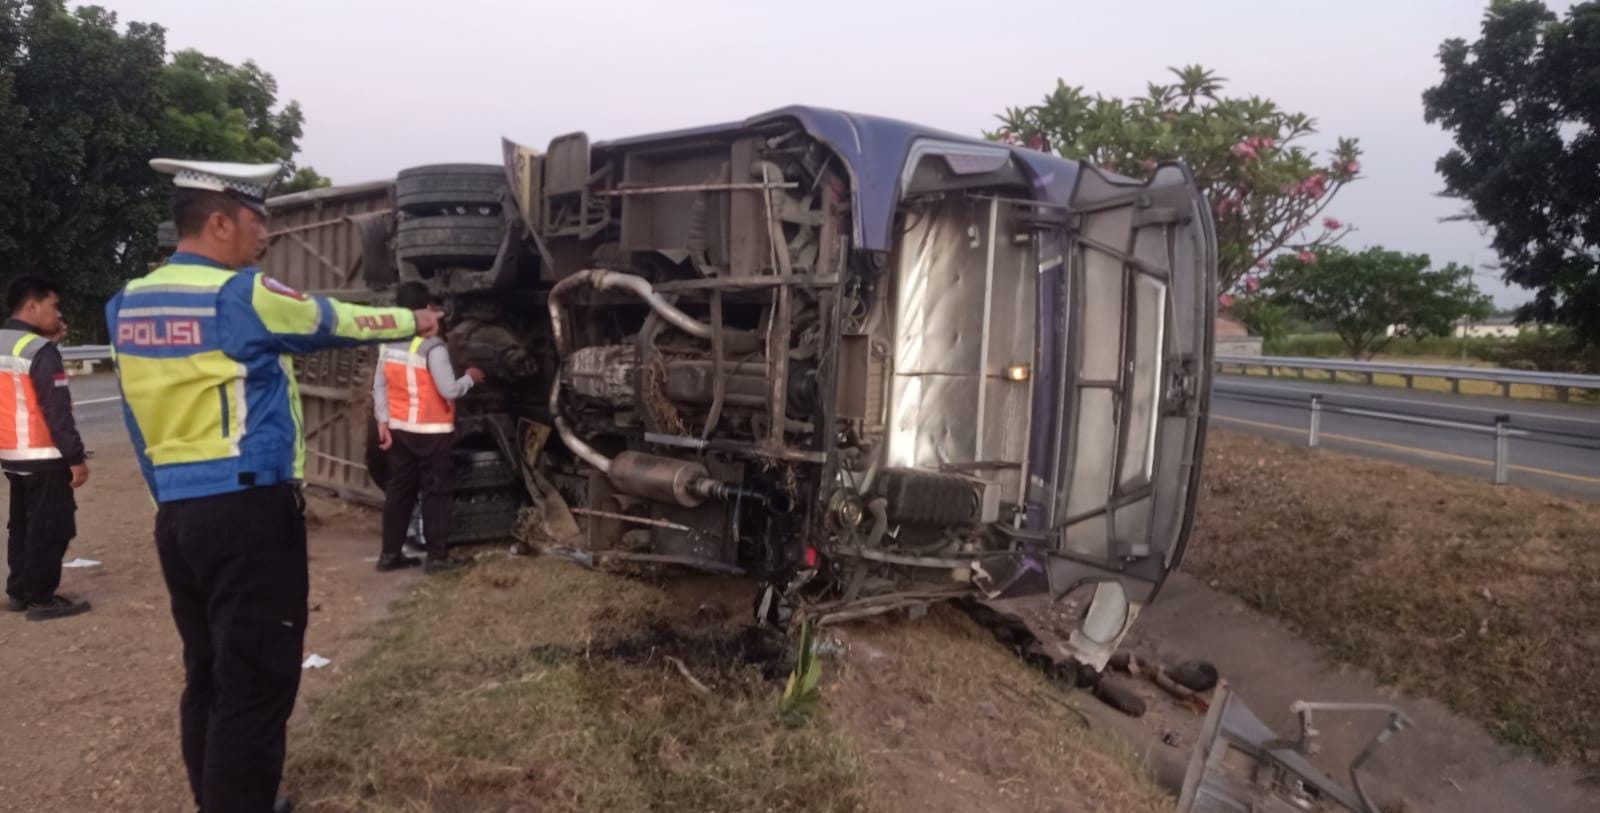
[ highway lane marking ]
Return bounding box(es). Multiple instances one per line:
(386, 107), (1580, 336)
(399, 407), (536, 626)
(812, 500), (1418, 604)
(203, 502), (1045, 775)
(1211, 414), (1600, 486)
(1336, 406), (1531, 436)
(1214, 377), (1600, 426)
(73, 396), (121, 406)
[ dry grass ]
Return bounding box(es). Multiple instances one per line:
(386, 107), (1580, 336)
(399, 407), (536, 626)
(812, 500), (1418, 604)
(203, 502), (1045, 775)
(1189, 430), (1600, 765)
(830, 608), (1172, 813)
(286, 558), (867, 812)
(286, 554), (1174, 812)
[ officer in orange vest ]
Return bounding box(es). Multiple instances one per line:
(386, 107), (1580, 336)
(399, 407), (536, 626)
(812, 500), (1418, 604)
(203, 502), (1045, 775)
(372, 282), (484, 573)
(2, 275), (90, 621)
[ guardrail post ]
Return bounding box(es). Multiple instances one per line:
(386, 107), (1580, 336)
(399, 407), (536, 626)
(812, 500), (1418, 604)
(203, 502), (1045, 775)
(1449, 378), (1460, 394)
(1402, 374), (1413, 389)
(1308, 394), (1323, 448)
(1500, 381), (1512, 398)
(1493, 415), (1510, 485)
(1555, 386), (1570, 403)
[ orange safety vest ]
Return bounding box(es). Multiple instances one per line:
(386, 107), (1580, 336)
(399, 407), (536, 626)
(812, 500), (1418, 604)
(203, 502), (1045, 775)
(383, 337), (454, 433)
(0, 329), (62, 461)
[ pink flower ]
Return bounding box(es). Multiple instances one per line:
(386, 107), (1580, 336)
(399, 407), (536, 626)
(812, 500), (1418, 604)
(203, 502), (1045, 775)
(1323, 217), (1342, 230)
(1218, 293), (1235, 309)
(1292, 172), (1329, 199)
(1231, 141), (1258, 159)
(1345, 160), (1361, 174)
(1245, 275), (1261, 292)
(1296, 250), (1318, 264)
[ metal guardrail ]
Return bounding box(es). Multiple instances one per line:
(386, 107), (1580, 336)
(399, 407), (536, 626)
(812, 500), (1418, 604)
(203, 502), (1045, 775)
(61, 345), (111, 362)
(1248, 390), (1523, 486)
(1216, 354), (1600, 400)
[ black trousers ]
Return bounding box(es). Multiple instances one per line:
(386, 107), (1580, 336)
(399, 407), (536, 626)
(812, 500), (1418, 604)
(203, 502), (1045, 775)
(381, 429), (454, 560)
(5, 469), (77, 604)
(155, 484), (308, 813)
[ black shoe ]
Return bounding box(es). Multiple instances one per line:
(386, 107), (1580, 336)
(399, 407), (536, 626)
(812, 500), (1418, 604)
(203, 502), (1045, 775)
(424, 557), (466, 575)
(5, 595), (25, 613)
(24, 595), (91, 621)
(375, 553), (422, 573)
(275, 794), (294, 813)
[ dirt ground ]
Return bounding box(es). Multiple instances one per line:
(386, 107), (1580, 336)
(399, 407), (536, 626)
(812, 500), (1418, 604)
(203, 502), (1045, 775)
(10, 419), (1597, 812)
(0, 419), (419, 811)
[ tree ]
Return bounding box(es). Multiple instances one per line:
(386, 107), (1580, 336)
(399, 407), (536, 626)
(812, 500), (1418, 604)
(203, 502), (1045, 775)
(1257, 247), (1491, 359)
(159, 48), (328, 188)
(0, 2), (323, 339)
(993, 66), (1363, 293)
(0, 1), (168, 337)
(1423, 1), (1600, 344)
(276, 167), (332, 195)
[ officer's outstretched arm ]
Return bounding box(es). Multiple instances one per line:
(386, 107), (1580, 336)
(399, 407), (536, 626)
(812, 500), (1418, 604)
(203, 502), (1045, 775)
(225, 272), (416, 355)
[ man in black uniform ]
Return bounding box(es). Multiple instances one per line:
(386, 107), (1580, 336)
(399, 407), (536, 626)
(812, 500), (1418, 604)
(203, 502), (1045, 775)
(2, 275), (91, 621)
(108, 159), (440, 813)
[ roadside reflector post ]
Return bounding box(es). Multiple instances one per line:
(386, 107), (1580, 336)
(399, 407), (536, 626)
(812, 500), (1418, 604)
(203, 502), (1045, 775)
(1308, 394), (1323, 448)
(1493, 414), (1511, 485)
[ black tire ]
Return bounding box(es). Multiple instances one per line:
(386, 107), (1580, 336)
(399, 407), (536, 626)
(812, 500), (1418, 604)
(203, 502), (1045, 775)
(395, 164), (505, 214)
(395, 214), (504, 269)
(455, 449), (518, 492)
(449, 494), (522, 544)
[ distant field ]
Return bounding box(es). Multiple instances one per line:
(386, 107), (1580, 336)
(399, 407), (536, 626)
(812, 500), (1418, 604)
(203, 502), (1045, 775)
(1228, 335), (1600, 403)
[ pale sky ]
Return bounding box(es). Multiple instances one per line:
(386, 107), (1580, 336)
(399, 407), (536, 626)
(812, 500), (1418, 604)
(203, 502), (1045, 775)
(90, 0), (1583, 306)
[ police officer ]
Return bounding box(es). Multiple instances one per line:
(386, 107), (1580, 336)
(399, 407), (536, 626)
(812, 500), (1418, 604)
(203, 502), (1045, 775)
(2, 275), (91, 621)
(106, 159), (442, 813)
(372, 282), (484, 573)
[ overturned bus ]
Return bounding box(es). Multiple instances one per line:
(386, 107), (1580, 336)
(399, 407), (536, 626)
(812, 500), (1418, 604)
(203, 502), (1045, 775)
(262, 106), (1216, 669)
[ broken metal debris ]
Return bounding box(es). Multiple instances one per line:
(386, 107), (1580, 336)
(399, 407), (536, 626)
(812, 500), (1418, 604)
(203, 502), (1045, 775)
(1177, 683), (1413, 813)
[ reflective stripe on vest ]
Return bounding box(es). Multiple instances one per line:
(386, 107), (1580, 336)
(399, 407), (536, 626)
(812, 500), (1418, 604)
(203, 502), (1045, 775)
(383, 337), (453, 433)
(0, 330), (61, 461)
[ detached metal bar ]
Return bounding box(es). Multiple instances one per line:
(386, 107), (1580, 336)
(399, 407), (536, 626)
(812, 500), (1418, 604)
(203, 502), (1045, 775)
(1308, 394), (1323, 448)
(1494, 415), (1511, 486)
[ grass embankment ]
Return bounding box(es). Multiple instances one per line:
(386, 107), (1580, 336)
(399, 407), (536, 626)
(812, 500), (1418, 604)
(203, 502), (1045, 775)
(286, 555), (1171, 812)
(1189, 430), (1600, 766)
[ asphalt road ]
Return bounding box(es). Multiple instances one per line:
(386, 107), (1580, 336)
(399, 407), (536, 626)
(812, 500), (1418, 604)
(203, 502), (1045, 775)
(68, 373), (127, 432)
(64, 371), (1600, 498)
(1211, 374), (1600, 499)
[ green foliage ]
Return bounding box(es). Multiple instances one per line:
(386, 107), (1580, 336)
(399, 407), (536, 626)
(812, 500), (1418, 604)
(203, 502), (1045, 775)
(0, 1), (320, 339)
(276, 167), (332, 195)
(158, 48), (321, 185)
(1484, 327), (1600, 374)
(993, 65), (1362, 292)
(779, 619), (823, 721)
(1229, 297), (1295, 344)
(0, 0), (168, 336)
(1423, 1), (1600, 345)
(1268, 332), (1493, 360)
(1258, 247), (1492, 360)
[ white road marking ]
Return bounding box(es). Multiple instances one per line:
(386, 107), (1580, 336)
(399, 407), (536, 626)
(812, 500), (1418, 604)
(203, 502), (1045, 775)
(72, 396), (121, 406)
(1214, 377), (1600, 426)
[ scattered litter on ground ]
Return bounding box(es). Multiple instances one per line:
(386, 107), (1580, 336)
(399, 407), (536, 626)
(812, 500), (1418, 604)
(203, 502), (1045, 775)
(301, 654), (331, 670)
(61, 558), (100, 568)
